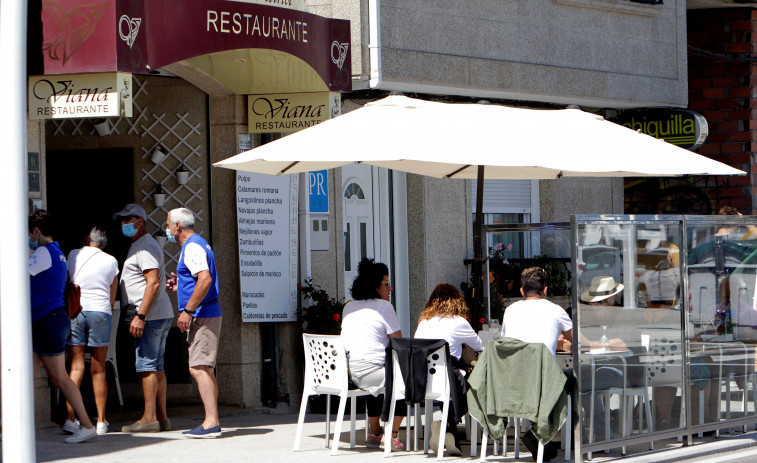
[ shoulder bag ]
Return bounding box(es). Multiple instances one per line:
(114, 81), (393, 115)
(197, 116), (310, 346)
(66, 250), (100, 319)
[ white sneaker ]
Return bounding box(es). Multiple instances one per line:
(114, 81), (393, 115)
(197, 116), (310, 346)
(62, 419), (80, 434)
(96, 421), (109, 435)
(64, 426), (96, 444)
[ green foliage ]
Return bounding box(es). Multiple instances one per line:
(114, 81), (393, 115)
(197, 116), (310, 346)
(298, 279), (345, 335)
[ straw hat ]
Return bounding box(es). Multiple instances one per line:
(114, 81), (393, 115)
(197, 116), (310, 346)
(581, 276), (624, 303)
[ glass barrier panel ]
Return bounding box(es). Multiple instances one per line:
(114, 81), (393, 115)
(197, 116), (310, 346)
(686, 219), (757, 430)
(575, 219), (685, 448)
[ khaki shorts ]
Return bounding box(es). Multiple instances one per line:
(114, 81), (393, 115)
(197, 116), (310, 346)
(187, 316), (222, 368)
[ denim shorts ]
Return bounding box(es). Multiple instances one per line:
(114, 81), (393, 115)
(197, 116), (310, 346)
(68, 311), (112, 348)
(32, 307), (70, 357)
(135, 318), (172, 372)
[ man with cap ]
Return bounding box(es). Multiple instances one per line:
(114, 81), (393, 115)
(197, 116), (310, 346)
(578, 275), (626, 444)
(114, 203), (174, 433)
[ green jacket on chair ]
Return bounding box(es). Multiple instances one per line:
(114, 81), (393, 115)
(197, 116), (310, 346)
(466, 337), (568, 444)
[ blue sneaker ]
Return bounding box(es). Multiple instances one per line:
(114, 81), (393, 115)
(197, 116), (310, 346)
(182, 425), (222, 439)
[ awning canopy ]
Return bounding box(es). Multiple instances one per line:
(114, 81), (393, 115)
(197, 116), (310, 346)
(28, 0), (351, 94)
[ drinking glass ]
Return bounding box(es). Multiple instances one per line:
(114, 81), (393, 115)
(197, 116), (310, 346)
(489, 319), (501, 339)
(599, 325), (609, 350)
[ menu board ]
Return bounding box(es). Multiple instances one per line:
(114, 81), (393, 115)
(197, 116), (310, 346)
(236, 172), (298, 322)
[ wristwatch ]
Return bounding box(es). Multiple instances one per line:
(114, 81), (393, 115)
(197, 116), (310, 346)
(135, 313), (146, 321)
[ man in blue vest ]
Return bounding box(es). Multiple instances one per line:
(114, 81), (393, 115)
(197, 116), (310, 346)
(165, 208), (222, 438)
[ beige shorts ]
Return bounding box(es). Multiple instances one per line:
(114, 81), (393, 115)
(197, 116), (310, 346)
(187, 316), (222, 368)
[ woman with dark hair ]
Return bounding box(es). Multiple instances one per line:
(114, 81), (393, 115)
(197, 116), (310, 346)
(28, 210), (96, 443)
(341, 258), (405, 450)
(415, 283), (482, 456)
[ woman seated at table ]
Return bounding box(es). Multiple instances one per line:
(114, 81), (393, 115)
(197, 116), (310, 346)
(415, 283), (482, 455)
(341, 258), (406, 450)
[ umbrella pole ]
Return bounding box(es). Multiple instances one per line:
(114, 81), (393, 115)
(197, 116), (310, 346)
(473, 165), (486, 327)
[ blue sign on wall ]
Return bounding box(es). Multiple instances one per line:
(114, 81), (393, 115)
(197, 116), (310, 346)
(309, 170), (329, 213)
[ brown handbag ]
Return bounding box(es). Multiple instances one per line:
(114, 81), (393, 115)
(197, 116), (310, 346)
(65, 280), (82, 319)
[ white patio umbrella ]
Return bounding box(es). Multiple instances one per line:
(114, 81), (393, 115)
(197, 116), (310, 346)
(215, 95), (744, 319)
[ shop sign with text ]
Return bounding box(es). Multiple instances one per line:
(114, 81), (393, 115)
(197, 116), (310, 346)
(613, 109), (708, 150)
(248, 92), (341, 133)
(28, 72), (132, 120)
(237, 173), (298, 322)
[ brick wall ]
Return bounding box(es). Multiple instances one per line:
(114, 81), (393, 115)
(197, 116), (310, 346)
(687, 8), (754, 213)
(626, 8), (755, 215)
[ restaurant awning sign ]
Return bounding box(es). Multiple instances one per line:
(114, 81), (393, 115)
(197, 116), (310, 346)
(612, 109), (708, 150)
(248, 92), (341, 133)
(28, 72), (132, 120)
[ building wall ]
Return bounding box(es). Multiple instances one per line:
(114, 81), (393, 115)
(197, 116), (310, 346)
(373, 0), (687, 108)
(685, 8), (755, 214)
(406, 175), (473, 333)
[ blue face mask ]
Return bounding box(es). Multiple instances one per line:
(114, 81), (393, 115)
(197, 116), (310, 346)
(121, 223), (138, 237)
(29, 237), (39, 250)
(166, 228), (177, 243)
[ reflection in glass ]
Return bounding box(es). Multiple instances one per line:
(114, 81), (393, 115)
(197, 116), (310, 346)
(687, 218), (757, 433)
(576, 221), (685, 447)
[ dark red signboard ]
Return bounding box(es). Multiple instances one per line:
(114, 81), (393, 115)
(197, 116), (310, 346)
(32, 0), (352, 92)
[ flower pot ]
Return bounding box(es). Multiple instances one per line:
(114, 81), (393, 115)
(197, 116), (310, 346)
(151, 147), (168, 164)
(176, 170), (189, 185)
(93, 119), (110, 136)
(153, 193), (166, 207)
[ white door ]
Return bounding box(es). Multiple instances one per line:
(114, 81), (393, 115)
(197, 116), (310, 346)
(342, 164), (375, 296)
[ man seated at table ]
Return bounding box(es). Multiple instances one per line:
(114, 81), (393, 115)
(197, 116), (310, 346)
(577, 276), (628, 443)
(501, 267), (573, 357)
(500, 267), (573, 460)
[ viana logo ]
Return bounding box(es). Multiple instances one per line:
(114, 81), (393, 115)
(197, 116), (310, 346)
(119, 15), (142, 49)
(330, 41), (349, 70)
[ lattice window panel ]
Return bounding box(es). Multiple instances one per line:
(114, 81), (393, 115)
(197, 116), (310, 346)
(47, 76), (208, 267)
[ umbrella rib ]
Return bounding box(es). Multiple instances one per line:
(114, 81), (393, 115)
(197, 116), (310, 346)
(446, 165), (471, 178)
(280, 161), (300, 174)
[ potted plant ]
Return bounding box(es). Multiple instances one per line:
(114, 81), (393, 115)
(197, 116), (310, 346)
(298, 279), (345, 335)
(298, 279), (347, 413)
(176, 164), (189, 185)
(153, 183), (166, 207)
(154, 228), (167, 247)
(92, 118), (110, 136)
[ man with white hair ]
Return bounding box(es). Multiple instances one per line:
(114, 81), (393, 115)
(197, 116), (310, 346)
(165, 208), (222, 438)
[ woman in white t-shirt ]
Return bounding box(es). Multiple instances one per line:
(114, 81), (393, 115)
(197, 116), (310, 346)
(415, 283), (482, 454)
(65, 227), (119, 435)
(341, 258), (405, 450)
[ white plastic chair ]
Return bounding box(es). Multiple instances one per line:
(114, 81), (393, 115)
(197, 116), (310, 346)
(106, 305), (123, 406)
(472, 400), (571, 463)
(384, 342), (450, 459)
(294, 334), (374, 455)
